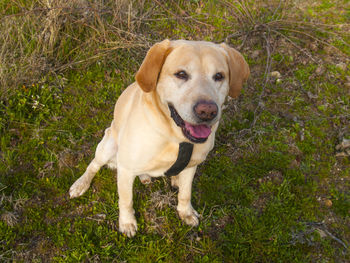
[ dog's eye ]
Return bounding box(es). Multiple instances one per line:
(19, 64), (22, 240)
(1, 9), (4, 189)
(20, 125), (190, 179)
(213, 72), (224, 81)
(174, 70), (189, 81)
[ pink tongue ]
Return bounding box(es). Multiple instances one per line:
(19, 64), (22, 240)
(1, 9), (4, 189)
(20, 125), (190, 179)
(184, 122), (211, 138)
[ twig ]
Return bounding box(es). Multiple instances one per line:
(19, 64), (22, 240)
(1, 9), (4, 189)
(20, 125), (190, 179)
(271, 0), (283, 19)
(305, 222), (349, 251)
(322, 228), (348, 250)
(170, 0), (214, 27)
(267, 19), (350, 28)
(275, 27), (348, 55)
(223, 0), (254, 26)
(270, 29), (317, 62)
(236, 0), (255, 25)
(250, 27), (272, 128)
(225, 32), (246, 43)
(236, 32), (251, 49)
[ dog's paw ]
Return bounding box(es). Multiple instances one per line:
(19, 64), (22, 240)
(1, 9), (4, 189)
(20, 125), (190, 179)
(69, 176), (91, 198)
(119, 216), (137, 237)
(139, 174), (151, 185)
(178, 206), (199, 227)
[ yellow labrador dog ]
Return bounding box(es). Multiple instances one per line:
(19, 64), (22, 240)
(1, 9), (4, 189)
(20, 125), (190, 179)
(69, 40), (249, 237)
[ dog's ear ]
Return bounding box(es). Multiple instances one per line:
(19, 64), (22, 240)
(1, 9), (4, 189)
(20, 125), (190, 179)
(136, 39), (171, 92)
(221, 43), (250, 98)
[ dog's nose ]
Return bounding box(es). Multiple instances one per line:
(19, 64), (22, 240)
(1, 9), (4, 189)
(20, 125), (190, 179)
(193, 100), (218, 121)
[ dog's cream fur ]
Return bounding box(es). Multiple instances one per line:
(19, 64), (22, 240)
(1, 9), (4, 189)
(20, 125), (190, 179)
(69, 40), (249, 237)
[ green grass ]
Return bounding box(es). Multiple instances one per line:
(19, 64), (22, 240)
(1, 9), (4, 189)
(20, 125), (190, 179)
(1, 0), (349, 262)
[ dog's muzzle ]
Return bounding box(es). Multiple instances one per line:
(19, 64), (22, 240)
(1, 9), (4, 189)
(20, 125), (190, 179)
(168, 105), (211, 143)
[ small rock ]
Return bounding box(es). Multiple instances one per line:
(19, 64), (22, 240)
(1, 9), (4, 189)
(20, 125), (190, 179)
(270, 71), (281, 78)
(336, 62), (347, 71)
(324, 199), (332, 207)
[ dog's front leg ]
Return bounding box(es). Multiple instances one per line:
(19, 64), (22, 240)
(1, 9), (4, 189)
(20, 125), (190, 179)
(176, 166), (199, 226)
(117, 167), (137, 237)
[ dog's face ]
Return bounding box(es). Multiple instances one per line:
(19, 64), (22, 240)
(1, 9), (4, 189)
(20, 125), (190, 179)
(136, 40), (249, 143)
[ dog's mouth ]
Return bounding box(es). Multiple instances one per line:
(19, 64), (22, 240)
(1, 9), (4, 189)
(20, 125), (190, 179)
(168, 105), (211, 143)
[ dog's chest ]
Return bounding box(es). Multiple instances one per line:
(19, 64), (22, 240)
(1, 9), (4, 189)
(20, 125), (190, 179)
(143, 141), (211, 176)
(189, 143), (212, 166)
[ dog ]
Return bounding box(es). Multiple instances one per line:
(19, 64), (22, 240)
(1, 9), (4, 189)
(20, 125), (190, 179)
(69, 39), (250, 237)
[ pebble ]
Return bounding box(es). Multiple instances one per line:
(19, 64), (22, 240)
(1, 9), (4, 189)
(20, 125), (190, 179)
(324, 199), (332, 207)
(270, 71), (281, 78)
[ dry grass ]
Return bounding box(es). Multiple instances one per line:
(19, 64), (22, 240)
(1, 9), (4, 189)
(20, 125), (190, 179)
(0, 193), (27, 226)
(1, 0), (348, 101)
(218, 0), (350, 56)
(0, 0), (154, 100)
(144, 188), (177, 237)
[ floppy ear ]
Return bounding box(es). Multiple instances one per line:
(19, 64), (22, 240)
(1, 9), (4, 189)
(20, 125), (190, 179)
(221, 43), (250, 98)
(135, 39), (171, 92)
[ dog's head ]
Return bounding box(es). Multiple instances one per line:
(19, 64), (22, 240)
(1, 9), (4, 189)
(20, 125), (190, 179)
(136, 39), (250, 143)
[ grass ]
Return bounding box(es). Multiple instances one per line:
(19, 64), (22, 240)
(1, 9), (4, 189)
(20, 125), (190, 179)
(1, 0), (349, 262)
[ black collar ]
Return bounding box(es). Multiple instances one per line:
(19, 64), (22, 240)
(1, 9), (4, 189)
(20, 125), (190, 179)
(164, 142), (194, 176)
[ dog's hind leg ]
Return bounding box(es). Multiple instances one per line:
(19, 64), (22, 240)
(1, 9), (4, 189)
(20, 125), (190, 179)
(69, 127), (117, 198)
